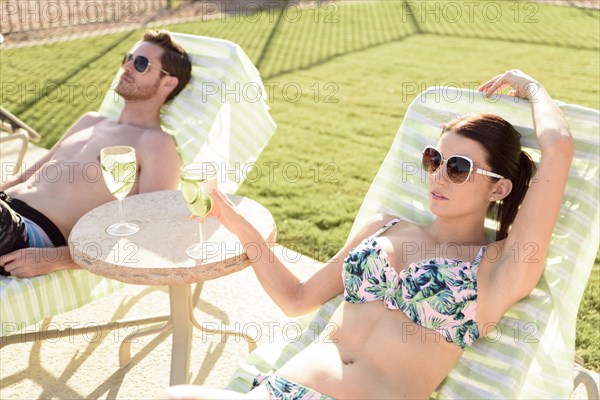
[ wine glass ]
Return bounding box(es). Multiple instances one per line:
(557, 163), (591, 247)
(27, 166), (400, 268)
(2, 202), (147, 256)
(181, 162), (218, 259)
(100, 146), (140, 236)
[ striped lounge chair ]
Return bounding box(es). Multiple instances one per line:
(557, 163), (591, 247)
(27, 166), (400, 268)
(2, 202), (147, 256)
(226, 87), (599, 399)
(1, 33), (276, 346)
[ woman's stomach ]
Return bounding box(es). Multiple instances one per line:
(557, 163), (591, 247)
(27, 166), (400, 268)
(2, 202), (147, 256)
(274, 301), (463, 399)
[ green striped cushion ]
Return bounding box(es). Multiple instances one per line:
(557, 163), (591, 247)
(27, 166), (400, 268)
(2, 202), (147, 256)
(0, 270), (124, 336)
(226, 87), (599, 399)
(1, 34), (276, 337)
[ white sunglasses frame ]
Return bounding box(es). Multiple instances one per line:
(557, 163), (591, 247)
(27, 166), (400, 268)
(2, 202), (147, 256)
(422, 146), (505, 184)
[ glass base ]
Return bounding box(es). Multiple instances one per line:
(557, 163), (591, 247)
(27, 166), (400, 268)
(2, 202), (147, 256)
(106, 222), (139, 237)
(185, 243), (213, 260)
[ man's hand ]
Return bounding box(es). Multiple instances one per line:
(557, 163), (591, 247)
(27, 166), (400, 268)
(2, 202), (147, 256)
(0, 246), (78, 278)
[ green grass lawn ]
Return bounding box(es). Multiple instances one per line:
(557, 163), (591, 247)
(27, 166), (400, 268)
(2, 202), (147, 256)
(1, 0), (598, 370)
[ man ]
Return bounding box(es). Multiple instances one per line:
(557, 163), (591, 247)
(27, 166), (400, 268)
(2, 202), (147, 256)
(0, 30), (191, 278)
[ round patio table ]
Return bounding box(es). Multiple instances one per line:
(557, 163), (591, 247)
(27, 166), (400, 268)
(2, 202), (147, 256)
(69, 190), (276, 385)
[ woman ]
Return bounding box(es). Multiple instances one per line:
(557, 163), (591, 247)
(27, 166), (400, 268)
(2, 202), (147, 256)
(164, 70), (573, 399)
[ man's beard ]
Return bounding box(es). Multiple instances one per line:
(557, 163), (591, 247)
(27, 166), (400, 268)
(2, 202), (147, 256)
(116, 79), (160, 102)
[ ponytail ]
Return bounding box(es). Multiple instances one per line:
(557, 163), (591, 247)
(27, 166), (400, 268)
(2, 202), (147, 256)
(495, 151), (536, 240)
(443, 114), (538, 241)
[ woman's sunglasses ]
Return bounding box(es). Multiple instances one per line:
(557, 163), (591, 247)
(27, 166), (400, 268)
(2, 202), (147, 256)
(422, 146), (504, 184)
(122, 53), (171, 76)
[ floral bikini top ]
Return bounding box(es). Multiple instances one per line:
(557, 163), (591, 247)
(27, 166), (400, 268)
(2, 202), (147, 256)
(342, 218), (485, 350)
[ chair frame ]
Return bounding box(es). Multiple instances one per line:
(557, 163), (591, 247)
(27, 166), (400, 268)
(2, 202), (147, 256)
(0, 106), (41, 175)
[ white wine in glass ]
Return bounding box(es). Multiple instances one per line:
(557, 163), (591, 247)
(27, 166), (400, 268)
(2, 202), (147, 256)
(181, 162), (217, 259)
(101, 146), (140, 236)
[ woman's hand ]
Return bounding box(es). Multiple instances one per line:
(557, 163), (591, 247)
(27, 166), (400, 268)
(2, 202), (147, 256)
(479, 69), (540, 100)
(204, 188), (251, 239)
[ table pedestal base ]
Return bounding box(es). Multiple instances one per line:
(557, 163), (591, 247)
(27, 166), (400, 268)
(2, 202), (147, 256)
(118, 283), (257, 385)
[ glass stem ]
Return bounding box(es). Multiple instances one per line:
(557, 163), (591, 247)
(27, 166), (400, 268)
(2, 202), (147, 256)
(118, 199), (125, 224)
(198, 221), (204, 245)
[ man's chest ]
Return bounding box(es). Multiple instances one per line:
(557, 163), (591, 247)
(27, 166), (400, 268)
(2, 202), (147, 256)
(55, 124), (141, 164)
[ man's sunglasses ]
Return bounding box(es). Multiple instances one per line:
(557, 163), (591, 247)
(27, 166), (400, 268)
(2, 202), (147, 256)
(122, 53), (171, 76)
(422, 146), (504, 184)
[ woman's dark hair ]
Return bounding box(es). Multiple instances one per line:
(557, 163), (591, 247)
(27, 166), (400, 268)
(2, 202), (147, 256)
(143, 30), (192, 102)
(441, 114), (536, 240)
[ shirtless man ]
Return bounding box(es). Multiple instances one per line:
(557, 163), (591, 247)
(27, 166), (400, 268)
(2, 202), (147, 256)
(0, 30), (191, 278)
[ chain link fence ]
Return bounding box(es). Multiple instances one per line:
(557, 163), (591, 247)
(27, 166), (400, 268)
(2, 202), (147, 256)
(0, 0), (177, 35)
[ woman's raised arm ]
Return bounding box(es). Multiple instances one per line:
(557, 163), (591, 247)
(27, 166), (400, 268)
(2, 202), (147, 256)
(479, 70), (574, 304)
